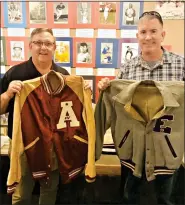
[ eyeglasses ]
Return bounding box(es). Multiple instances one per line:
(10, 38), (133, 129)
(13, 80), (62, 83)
(139, 11), (163, 26)
(31, 41), (55, 48)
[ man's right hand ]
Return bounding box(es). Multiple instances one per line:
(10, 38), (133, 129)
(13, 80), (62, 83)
(98, 77), (111, 91)
(5, 80), (24, 99)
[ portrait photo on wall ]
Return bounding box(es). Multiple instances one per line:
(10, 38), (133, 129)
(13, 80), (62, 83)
(73, 38), (96, 68)
(96, 2), (119, 28)
(155, 0), (184, 19)
(54, 37), (73, 67)
(82, 75), (95, 103)
(96, 38), (118, 68)
(73, 2), (96, 28)
(118, 38), (139, 66)
(28, 2), (48, 27)
(53, 2), (68, 24)
(1, 37), (6, 65)
(6, 37), (29, 65)
(47, 2), (74, 28)
(120, 2), (143, 29)
(3, 1), (26, 28)
(10, 41), (25, 62)
(77, 2), (91, 24)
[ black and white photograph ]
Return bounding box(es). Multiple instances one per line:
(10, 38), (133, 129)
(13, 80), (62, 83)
(77, 2), (91, 24)
(7, 2), (23, 24)
(10, 41), (25, 61)
(53, 2), (68, 24)
(155, 0), (184, 19)
(121, 42), (138, 63)
(122, 2), (140, 26)
(29, 2), (47, 24)
(76, 42), (92, 63)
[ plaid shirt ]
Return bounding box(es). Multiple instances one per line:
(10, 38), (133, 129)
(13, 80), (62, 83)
(117, 48), (184, 81)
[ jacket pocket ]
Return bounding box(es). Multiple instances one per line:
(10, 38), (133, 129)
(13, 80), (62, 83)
(118, 130), (130, 148)
(73, 135), (88, 144)
(24, 137), (40, 150)
(164, 135), (177, 158)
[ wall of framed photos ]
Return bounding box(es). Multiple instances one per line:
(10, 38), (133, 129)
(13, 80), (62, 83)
(0, 1), (184, 103)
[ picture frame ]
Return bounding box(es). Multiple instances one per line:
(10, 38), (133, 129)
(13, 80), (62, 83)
(95, 76), (115, 103)
(95, 2), (120, 29)
(119, 2), (144, 29)
(73, 37), (96, 68)
(73, 2), (96, 28)
(118, 38), (139, 68)
(47, 2), (75, 28)
(82, 75), (95, 103)
(54, 37), (73, 67)
(3, 1), (27, 28)
(96, 38), (118, 68)
(5, 37), (29, 66)
(27, 2), (49, 28)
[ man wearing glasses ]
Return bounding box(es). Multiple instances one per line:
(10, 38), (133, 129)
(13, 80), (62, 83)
(0, 28), (90, 205)
(97, 11), (184, 205)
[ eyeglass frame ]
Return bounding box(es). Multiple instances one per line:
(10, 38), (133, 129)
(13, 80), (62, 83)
(31, 41), (55, 48)
(139, 11), (163, 26)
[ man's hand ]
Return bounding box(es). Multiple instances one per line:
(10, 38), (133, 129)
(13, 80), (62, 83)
(98, 77), (110, 91)
(5, 80), (24, 99)
(84, 80), (91, 90)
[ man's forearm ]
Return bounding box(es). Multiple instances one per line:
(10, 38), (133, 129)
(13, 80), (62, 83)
(0, 92), (11, 114)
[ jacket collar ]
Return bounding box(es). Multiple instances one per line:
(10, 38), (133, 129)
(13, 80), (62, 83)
(41, 70), (65, 95)
(112, 80), (180, 108)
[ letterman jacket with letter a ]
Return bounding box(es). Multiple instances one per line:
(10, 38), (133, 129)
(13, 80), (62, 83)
(7, 71), (96, 194)
(95, 80), (184, 181)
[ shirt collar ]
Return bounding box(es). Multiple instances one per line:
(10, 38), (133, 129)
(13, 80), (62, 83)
(135, 47), (172, 67)
(41, 70), (65, 95)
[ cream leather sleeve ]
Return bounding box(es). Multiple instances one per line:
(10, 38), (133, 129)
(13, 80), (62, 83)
(83, 84), (96, 183)
(7, 94), (24, 192)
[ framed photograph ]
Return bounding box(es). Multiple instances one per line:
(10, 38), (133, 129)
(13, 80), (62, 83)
(96, 38), (118, 68)
(95, 2), (120, 29)
(119, 2), (144, 29)
(27, 2), (49, 28)
(1, 37), (6, 65)
(3, 1), (26, 28)
(82, 75), (95, 103)
(73, 38), (96, 68)
(118, 38), (139, 67)
(6, 37), (29, 66)
(54, 37), (73, 67)
(95, 76), (115, 103)
(155, 0), (184, 19)
(47, 2), (74, 28)
(73, 2), (96, 28)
